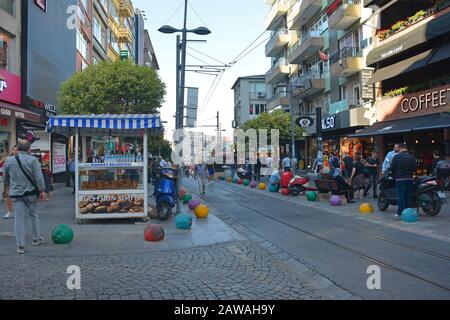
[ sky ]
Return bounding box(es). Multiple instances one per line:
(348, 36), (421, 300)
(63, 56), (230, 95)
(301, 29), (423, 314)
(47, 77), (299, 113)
(133, 0), (271, 140)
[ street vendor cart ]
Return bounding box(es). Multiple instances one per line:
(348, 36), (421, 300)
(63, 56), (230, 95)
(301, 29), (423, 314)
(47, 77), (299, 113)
(47, 114), (163, 224)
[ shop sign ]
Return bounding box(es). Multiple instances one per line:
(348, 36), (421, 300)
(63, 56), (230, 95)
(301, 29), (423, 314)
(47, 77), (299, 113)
(52, 142), (66, 174)
(32, 99), (57, 115)
(296, 116), (315, 128)
(79, 194), (145, 215)
(0, 118), (8, 126)
(0, 70), (21, 105)
(376, 84), (450, 122)
(322, 115), (336, 131)
(361, 69), (374, 100)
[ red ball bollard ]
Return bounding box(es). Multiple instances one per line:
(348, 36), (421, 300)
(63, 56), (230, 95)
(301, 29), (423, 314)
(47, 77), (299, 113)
(144, 225), (165, 242)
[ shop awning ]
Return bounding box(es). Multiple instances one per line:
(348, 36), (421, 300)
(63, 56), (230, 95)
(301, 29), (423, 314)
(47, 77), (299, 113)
(368, 49), (432, 84)
(428, 41), (450, 64)
(47, 114), (163, 136)
(367, 12), (450, 67)
(0, 101), (41, 123)
(349, 112), (450, 137)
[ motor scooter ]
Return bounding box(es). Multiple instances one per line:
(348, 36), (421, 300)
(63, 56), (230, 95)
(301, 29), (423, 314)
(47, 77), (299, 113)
(153, 167), (178, 220)
(288, 175), (318, 196)
(378, 174), (447, 216)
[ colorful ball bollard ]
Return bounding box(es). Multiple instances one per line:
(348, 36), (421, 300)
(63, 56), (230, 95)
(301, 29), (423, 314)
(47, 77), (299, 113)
(144, 225), (165, 242)
(227, 177), (233, 183)
(182, 194), (193, 204)
(330, 195), (342, 207)
(52, 224), (74, 245)
(188, 199), (201, 211)
(281, 188), (290, 196)
(243, 179), (250, 187)
(306, 191), (318, 202)
(359, 203), (374, 215)
(220, 176), (225, 181)
(179, 188), (187, 198)
(238, 179), (244, 185)
(259, 183), (267, 190)
(250, 181), (258, 189)
(269, 185), (278, 193)
(175, 213), (193, 230)
(401, 208), (419, 223)
(195, 205), (209, 219)
(232, 178), (239, 184)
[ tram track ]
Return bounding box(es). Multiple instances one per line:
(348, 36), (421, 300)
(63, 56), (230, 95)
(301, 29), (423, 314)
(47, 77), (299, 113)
(198, 181), (450, 296)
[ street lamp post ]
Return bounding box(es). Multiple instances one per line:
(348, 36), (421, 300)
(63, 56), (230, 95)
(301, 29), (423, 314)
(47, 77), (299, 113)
(159, 0), (211, 213)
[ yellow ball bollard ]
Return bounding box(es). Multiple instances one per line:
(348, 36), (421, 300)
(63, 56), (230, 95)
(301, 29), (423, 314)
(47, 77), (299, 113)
(359, 203), (374, 215)
(195, 205), (209, 219)
(259, 183), (267, 190)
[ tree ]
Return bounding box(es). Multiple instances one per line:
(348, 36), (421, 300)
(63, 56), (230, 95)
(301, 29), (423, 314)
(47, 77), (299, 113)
(58, 60), (166, 114)
(148, 134), (172, 161)
(239, 110), (304, 141)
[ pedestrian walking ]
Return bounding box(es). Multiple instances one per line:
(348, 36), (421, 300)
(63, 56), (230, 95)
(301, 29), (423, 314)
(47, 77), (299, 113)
(282, 154), (292, 172)
(42, 164), (53, 201)
(195, 163), (209, 195)
(382, 143), (400, 176)
(390, 144), (417, 219)
(342, 153), (354, 182)
(254, 155), (261, 182)
(3, 145), (18, 220)
(349, 154), (366, 200)
(3, 140), (47, 254)
(364, 151), (380, 199)
(67, 156), (76, 194)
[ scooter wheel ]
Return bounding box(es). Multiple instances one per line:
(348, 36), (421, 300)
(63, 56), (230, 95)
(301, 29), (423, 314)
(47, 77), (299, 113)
(157, 203), (172, 221)
(422, 199), (441, 217)
(378, 195), (389, 212)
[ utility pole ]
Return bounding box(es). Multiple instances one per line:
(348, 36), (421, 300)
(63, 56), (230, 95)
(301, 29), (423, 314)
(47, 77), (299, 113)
(289, 90), (296, 174)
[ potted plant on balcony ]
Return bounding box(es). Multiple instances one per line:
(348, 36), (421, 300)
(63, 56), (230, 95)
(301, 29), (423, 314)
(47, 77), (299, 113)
(435, 0), (450, 10)
(408, 10), (427, 23)
(391, 20), (409, 33)
(377, 29), (392, 41)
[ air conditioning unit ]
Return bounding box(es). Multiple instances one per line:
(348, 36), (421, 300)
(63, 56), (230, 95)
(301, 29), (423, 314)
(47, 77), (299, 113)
(257, 92), (266, 98)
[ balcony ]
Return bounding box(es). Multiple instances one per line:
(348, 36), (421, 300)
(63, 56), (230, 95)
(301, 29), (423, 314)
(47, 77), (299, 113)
(327, 0), (363, 30)
(119, 0), (133, 17)
(265, 28), (290, 57)
(290, 69), (326, 97)
(266, 58), (291, 84)
(330, 47), (363, 77)
(265, 0), (290, 31)
(288, 30), (324, 64)
(266, 90), (289, 111)
(288, 0), (322, 30)
(118, 28), (133, 43)
(109, 15), (120, 37)
(249, 92), (267, 99)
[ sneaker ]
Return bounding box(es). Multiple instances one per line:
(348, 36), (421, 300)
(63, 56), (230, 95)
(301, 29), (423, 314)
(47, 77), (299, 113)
(3, 212), (14, 219)
(394, 214), (401, 220)
(16, 247), (25, 254)
(32, 237), (44, 246)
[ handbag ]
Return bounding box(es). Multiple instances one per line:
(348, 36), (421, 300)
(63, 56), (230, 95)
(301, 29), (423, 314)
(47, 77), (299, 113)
(15, 155), (40, 197)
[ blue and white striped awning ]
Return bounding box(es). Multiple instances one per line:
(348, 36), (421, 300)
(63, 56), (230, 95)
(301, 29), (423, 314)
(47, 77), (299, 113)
(47, 114), (163, 136)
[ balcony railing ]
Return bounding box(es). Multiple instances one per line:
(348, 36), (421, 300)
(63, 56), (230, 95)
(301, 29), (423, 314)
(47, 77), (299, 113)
(119, 0), (133, 17)
(267, 28), (289, 47)
(329, 46), (362, 64)
(376, 1), (450, 42)
(288, 29), (323, 56)
(265, 0), (291, 30)
(326, 0), (361, 16)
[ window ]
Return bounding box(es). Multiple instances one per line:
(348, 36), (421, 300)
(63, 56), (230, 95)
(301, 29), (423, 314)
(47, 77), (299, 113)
(108, 31), (119, 53)
(109, 0), (119, 23)
(76, 28), (89, 61)
(353, 85), (361, 106)
(0, 36), (8, 70)
(250, 81), (265, 94)
(93, 17), (106, 48)
(0, 0), (14, 15)
(249, 105), (254, 115)
(340, 86), (347, 101)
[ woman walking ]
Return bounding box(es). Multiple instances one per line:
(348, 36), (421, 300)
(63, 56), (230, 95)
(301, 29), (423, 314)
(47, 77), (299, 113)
(349, 154), (366, 200)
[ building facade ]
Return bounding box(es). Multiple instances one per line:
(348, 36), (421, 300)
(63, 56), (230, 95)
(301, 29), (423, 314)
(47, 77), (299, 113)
(143, 30), (160, 70)
(353, 0), (450, 173)
(232, 75), (269, 128)
(264, 0), (378, 167)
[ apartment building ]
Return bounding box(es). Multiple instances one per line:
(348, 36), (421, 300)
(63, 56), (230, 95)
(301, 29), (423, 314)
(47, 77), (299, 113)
(264, 0), (377, 166)
(232, 75), (269, 128)
(143, 30), (160, 70)
(352, 0), (450, 172)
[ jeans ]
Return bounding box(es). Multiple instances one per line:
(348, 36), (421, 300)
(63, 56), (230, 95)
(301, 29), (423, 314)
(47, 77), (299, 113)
(12, 195), (40, 248)
(365, 174), (378, 197)
(198, 177), (207, 194)
(396, 179), (413, 215)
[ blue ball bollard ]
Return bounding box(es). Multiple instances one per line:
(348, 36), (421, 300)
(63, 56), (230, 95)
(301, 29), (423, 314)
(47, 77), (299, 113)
(175, 213), (193, 230)
(401, 208), (419, 223)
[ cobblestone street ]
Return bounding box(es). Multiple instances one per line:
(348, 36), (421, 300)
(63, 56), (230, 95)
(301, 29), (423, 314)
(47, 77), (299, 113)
(0, 240), (331, 300)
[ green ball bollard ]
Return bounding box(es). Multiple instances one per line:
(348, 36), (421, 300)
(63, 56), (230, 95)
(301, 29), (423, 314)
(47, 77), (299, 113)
(52, 224), (74, 245)
(306, 191), (318, 202)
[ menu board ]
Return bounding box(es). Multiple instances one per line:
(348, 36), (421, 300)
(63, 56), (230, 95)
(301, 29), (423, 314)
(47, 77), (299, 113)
(52, 142), (66, 174)
(79, 194), (145, 215)
(361, 69), (374, 100)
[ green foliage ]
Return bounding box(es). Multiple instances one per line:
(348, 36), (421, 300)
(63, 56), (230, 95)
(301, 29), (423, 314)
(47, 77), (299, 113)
(408, 10), (426, 23)
(148, 134), (172, 161)
(239, 110), (304, 141)
(391, 20), (408, 31)
(59, 60), (166, 115)
(384, 75), (450, 97)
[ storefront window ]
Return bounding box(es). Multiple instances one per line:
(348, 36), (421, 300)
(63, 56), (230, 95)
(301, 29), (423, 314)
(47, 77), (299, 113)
(0, 131), (11, 168)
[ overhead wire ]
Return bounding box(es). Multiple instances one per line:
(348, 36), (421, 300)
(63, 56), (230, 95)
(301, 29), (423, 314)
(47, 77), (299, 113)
(162, 0), (185, 26)
(187, 1), (210, 30)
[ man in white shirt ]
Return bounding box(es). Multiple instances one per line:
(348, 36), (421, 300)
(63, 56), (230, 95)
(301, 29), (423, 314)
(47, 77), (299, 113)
(159, 158), (168, 168)
(282, 154), (291, 172)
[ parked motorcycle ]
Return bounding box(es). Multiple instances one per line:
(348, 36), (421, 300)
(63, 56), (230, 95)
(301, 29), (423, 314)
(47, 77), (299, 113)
(378, 174), (447, 216)
(153, 167), (178, 220)
(288, 175), (317, 196)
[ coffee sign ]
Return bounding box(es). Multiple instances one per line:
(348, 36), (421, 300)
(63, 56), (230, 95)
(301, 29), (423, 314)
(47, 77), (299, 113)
(376, 84), (450, 122)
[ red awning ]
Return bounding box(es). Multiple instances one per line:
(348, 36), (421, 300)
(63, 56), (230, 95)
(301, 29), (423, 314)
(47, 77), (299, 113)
(0, 101), (41, 123)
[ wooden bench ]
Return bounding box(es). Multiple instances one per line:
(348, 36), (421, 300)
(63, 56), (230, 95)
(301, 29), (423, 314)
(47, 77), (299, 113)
(314, 179), (350, 196)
